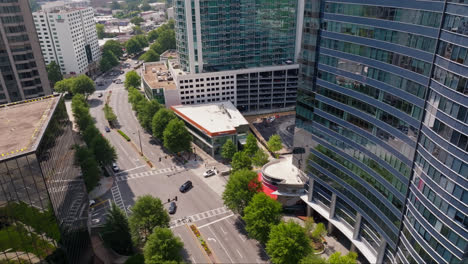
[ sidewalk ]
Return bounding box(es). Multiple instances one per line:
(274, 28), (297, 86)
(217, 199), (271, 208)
(89, 176), (114, 200)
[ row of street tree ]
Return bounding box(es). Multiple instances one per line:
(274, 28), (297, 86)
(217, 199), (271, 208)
(101, 195), (184, 263)
(125, 71), (192, 154)
(221, 135), (358, 264)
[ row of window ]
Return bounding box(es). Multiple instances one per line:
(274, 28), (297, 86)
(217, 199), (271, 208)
(437, 40), (468, 66)
(306, 123), (407, 193)
(319, 54), (427, 98)
(322, 20), (437, 52)
(324, 3), (442, 27)
(432, 66), (468, 95)
(414, 153), (468, 228)
(321, 38), (432, 76)
(314, 144), (404, 210)
(318, 68), (423, 120)
(304, 112), (412, 177)
(443, 14), (468, 37)
(360, 219), (382, 254)
(399, 225), (438, 264)
(0, 15), (22, 24)
(419, 134), (468, 178)
(308, 164), (399, 243)
(408, 194), (466, 254)
(428, 90), (468, 123)
(430, 118), (468, 151)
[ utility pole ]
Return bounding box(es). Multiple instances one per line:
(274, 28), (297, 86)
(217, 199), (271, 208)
(138, 129), (143, 156)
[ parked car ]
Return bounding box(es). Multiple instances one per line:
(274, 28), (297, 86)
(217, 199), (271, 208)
(203, 169), (216, 178)
(98, 93), (103, 97)
(89, 200), (96, 207)
(112, 162), (120, 172)
(105, 126), (110, 132)
(97, 82), (104, 86)
(179, 180), (192, 192)
(168, 202), (177, 214)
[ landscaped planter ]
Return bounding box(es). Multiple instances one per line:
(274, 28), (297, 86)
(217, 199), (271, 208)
(190, 225), (212, 256)
(312, 237), (326, 255)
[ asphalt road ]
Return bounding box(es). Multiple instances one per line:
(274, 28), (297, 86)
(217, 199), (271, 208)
(88, 60), (269, 263)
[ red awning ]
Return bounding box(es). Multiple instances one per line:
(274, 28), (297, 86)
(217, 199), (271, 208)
(258, 172), (277, 200)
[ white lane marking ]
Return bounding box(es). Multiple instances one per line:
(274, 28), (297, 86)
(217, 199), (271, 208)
(220, 226), (227, 234)
(208, 225), (234, 263)
(238, 234), (246, 242)
(115, 165), (146, 175)
(197, 214), (235, 229)
(170, 207), (232, 229)
(111, 184), (127, 216)
(177, 233), (182, 239)
(191, 257), (196, 263)
(236, 249), (243, 259)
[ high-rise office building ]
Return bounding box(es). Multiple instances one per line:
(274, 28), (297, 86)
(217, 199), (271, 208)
(293, 1), (467, 263)
(0, 95), (93, 263)
(0, 0), (51, 104)
(171, 0), (304, 114)
(33, 3), (101, 77)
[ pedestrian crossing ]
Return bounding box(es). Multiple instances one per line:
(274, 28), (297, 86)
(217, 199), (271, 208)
(115, 166), (185, 182)
(169, 206), (232, 229)
(111, 185), (126, 215)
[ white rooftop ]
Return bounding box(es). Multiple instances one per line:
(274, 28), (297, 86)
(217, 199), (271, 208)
(171, 101), (248, 136)
(263, 156), (303, 185)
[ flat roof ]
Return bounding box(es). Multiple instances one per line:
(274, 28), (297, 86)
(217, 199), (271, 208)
(143, 62), (176, 90)
(263, 156), (303, 185)
(171, 101), (249, 137)
(0, 95), (60, 160)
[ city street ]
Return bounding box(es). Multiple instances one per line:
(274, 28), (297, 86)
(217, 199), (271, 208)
(87, 60), (269, 263)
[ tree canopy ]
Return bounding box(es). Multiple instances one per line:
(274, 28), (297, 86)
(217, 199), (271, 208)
(328, 252), (358, 264)
(125, 71), (141, 89)
(53, 78), (74, 93)
(231, 151), (252, 172)
(96, 24), (105, 39)
(100, 49), (120, 72)
(137, 99), (161, 131)
(151, 108), (176, 139)
(267, 134), (283, 154)
(130, 16), (144, 26)
(129, 195), (170, 245)
(244, 133), (259, 157)
(221, 139), (236, 161)
(266, 221), (312, 264)
(103, 104), (118, 123)
(46, 61), (63, 87)
(252, 148), (269, 167)
(91, 134), (117, 166)
(101, 203), (133, 255)
(222, 169), (260, 215)
(243, 193), (282, 244)
(103, 40), (124, 58)
(71, 75), (95, 95)
(143, 227), (183, 263)
(139, 49), (159, 62)
(163, 119), (192, 153)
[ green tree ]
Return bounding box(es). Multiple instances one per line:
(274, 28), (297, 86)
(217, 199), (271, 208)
(299, 254), (327, 264)
(252, 148), (269, 167)
(133, 25), (144, 35)
(100, 50), (119, 72)
(75, 146), (100, 192)
(266, 221), (312, 264)
(126, 38), (143, 54)
(143, 227), (183, 263)
(147, 29), (158, 42)
(167, 19), (175, 29)
(125, 71), (141, 89)
(103, 104), (118, 123)
(156, 30), (176, 51)
(71, 75), (95, 96)
(128, 87), (145, 107)
(75, 109), (93, 132)
(140, 1), (151, 11)
(137, 99), (160, 131)
(103, 40), (124, 58)
(96, 23), (105, 39)
(129, 195), (170, 245)
(243, 193), (282, 244)
(267, 134), (283, 155)
(310, 223), (326, 243)
(328, 252), (358, 264)
(151, 108), (176, 139)
(139, 49), (159, 62)
(101, 203), (133, 255)
(231, 151), (252, 172)
(244, 133), (259, 156)
(222, 169), (260, 215)
(111, 0), (120, 9)
(54, 78), (74, 93)
(91, 135), (117, 166)
(221, 139), (236, 161)
(130, 16), (144, 26)
(150, 42), (164, 54)
(46, 61), (63, 87)
(83, 125), (100, 146)
(134, 35), (149, 48)
(163, 119), (192, 153)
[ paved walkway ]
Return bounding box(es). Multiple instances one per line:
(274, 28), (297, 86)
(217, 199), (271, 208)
(89, 176), (114, 200)
(0, 251), (41, 263)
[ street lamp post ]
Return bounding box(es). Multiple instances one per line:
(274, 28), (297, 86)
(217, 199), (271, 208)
(138, 130), (143, 156)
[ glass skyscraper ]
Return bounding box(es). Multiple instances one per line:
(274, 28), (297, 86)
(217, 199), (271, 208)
(293, 1), (467, 263)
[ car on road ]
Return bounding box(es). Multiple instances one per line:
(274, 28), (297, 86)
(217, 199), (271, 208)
(112, 162), (120, 172)
(168, 202), (177, 214)
(97, 82), (104, 86)
(105, 126), (110, 132)
(203, 169), (216, 178)
(89, 200), (96, 207)
(179, 180), (192, 192)
(98, 93), (103, 97)
(120, 70), (124, 74)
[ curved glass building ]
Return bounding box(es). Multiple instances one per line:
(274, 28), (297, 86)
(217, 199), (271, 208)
(293, 1), (467, 263)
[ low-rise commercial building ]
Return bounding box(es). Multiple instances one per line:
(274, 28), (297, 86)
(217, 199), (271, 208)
(0, 94), (92, 263)
(171, 101), (249, 158)
(141, 62), (179, 106)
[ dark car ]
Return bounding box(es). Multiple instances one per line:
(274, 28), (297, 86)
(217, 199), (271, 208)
(179, 180), (192, 193)
(168, 202), (177, 214)
(105, 126), (110, 132)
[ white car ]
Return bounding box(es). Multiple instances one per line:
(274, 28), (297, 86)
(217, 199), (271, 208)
(112, 162), (120, 172)
(89, 200), (96, 207)
(203, 169), (216, 178)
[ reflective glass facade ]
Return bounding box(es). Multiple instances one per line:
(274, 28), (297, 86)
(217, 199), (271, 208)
(294, 1), (467, 263)
(174, 0), (299, 73)
(0, 98), (92, 263)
